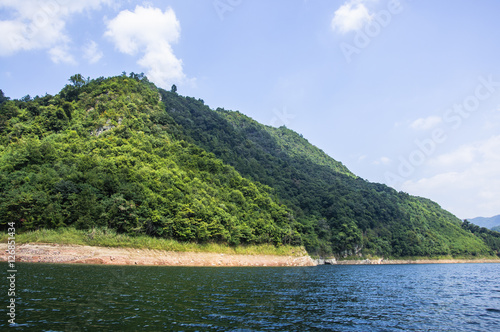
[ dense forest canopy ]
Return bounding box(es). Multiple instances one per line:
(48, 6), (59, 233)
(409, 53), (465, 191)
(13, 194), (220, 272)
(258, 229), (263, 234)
(1, 74), (498, 258)
(0, 75), (298, 246)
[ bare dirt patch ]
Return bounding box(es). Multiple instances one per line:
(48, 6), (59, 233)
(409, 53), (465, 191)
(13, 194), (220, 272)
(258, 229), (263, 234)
(0, 243), (317, 267)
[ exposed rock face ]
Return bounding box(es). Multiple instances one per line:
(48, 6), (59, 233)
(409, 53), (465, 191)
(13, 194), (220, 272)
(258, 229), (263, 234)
(314, 258), (337, 265)
(314, 258), (325, 265)
(92, 118), (123, 136)
(339, 244), (363, 258)
(312, 256), (500, 265)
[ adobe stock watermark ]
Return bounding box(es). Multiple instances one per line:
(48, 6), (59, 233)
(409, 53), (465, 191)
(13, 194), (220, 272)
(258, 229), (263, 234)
(213, 0), (243, 21)
(270, 106), (295, 127)
(8, 0), (71, 50)
(385, 75), (500, 187)
(340, 0), (404, 64)
(6, 222), (17, 326)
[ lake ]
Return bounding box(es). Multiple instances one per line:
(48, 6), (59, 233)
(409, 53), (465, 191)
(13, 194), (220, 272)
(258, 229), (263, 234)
(3, 263), (500, 331)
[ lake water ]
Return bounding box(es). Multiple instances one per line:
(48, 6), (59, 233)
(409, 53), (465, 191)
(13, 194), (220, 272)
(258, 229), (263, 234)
(3, 263), (500, 331)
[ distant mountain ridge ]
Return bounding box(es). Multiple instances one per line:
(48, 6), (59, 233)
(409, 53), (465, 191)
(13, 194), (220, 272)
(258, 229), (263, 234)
(469, 215), (500, 230)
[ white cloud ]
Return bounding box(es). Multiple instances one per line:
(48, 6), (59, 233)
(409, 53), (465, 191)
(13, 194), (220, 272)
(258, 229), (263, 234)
(48, 43), (76, 64)
(401, 135), (500, 218)
(429, 145), (476, 168)
(331, 0), (374, 34)
(83, 40), (103, 64)
(0, 0), (113, 62)
(410, 115), (442, 130)
(104, 5), (187, 88)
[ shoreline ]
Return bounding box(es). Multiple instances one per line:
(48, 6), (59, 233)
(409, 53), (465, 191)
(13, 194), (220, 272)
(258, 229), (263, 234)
(331, 258), (500, 265)
(2, 243), (499, 267)
(0, 243), (316, 267)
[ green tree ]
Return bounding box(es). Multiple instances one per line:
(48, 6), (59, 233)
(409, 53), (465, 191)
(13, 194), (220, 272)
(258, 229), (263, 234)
(69, 74), (86, 88)
(0, 90), (10, 105)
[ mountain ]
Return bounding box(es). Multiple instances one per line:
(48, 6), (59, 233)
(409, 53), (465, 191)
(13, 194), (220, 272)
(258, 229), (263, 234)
(0, 76), (297, 246)
(159, 81), (499, 258)
(469, 215), (500, 230)
(1, 74), (499, 258)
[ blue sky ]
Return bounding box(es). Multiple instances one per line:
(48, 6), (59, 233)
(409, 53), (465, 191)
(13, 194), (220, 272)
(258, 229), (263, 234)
(1, 0), (500, 219)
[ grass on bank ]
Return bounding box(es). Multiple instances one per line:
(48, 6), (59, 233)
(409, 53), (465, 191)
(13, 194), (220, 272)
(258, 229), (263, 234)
(0, 227), (307, 257)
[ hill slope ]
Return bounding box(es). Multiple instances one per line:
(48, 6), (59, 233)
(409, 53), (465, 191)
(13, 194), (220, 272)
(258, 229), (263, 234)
(0, 75), (498, 258)
(159, 88), (496, 258)
(0, 76), (298, 246)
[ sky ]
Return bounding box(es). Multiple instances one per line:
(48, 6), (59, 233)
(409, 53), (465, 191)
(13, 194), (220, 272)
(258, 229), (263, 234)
(1, 0), (500, 220)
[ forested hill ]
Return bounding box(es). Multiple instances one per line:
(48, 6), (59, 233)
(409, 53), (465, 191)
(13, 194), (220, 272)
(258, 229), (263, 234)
(0, 76), (299, 246)
(159, 85), (499, 258)
(1, 75), (499, 258)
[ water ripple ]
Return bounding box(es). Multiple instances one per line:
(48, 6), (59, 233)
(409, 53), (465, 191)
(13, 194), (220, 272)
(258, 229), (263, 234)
(3, 263), (500, 331)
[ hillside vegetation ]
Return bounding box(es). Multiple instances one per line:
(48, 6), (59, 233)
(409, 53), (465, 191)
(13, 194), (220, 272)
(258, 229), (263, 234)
(0, 76), (297, 247)
(1, 75), (498, 259)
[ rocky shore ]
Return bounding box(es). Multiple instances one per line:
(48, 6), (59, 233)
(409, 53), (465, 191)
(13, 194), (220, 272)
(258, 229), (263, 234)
(315, 257), (500, 265)
(0, 243), (316, 267)
(3, 243), (499, 267)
